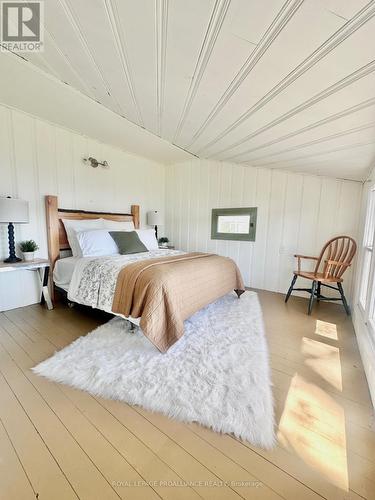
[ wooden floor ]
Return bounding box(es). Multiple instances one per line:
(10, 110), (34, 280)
(0, 291), (374, 500)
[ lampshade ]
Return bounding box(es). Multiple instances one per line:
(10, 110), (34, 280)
(0, 197), (29, 224)
(147, 210), (164, 226)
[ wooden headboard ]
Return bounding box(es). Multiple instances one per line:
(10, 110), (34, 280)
(45, 195), (140, 272)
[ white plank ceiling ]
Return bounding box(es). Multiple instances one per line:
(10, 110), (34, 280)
(16, 0), (375, 179)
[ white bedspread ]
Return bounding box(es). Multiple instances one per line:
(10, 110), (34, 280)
(68, 249), (183, 314)
(53, 257), (80, 290)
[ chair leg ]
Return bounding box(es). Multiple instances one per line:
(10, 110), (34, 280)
(317, 281), (321, 302)
(308, 281), (317, 315)
(337, 282), (350, 315)
(285, 275), (297, 303)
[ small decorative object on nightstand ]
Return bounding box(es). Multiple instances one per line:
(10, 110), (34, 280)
(0, 259), (53, 310)
(20, 240), (39, 262)
(158, 236), (169, 248)
(159, 244), (175, 250)
(158, 236), (175, 249)
(0, 197), (29, 263)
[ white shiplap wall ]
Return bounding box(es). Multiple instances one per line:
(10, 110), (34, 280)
(0, 104), (165, 311)
(165, 159), (362, 300)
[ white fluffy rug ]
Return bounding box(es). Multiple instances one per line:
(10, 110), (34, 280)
(33, 291), (275, 448)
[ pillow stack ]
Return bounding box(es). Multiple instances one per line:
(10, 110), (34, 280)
(62, 218), (159, 257)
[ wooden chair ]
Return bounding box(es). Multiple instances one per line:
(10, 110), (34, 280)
(285, 236), (357, 315)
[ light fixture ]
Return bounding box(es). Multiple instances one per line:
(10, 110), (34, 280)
(84, 157), (109, 169)
(0, 197), (29, 263)
(147, 210), (164, 240)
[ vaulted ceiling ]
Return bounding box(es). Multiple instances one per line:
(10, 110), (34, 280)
(11, 0), (375, 179)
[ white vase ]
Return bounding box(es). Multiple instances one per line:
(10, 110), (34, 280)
(22, 251), (34, 262)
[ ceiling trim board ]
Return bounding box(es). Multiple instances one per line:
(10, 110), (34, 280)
(0, 52), (193, 164)
(28, 48), (60, 81)
(43, 30), (96, 99)
(213, 59), (375, 159)
(227, 96), (375, 161)
(245, 122), (375, 165)
(172, 0), (231, 143)
(103, 0), (144, 127)
(253, 139), (375, 168)
(57, 0), (125, 116)
(195, 0), (375, 154)
(156, 0), (169, 136)
(184, 0), (304, 149)
(241, 160), (364, 183)
(328, 9), (349, 22)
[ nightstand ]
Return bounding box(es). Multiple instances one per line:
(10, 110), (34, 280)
(0, 259), (53, 310)
(159, 245), (175, 250)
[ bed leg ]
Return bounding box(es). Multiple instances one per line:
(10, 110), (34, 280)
(128, 321), (135, 331)
(234, 289), (245, 299)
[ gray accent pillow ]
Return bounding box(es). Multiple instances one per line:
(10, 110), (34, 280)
(109, 231), (148, 254)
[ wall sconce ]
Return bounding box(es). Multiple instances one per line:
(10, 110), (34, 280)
(84, 157), (109, 169)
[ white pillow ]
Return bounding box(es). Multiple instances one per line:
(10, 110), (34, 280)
(76, 229), (119, 257)
(62, 218), (104, 257)
(136, 228), (158, 250)
(102, 219), (135, 231)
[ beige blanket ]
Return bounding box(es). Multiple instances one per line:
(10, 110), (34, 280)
(112, 252), (245, 352)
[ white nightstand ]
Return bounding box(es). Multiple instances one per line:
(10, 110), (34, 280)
(0, 259), (53, 310)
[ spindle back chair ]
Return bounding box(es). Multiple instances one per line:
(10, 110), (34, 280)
(285, 236), (357, 315)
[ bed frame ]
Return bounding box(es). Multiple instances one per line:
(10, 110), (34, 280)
(45, 195), (140, 301)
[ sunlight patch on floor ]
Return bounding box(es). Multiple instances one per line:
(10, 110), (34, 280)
(315, 320), (338, 340)
(302, 337), (342, 391)
(277, 374), (349, 491)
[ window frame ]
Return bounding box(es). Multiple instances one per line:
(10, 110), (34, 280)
(358, 185), (375, 338)
(211, 207), (257, 242)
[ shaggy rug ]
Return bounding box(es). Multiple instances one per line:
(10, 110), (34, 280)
(33, 291), (275, 448)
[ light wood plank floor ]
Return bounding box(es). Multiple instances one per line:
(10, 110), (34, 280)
(0, 290), (374, 500)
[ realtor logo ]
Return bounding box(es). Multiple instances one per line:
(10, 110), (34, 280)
(1, 1), (44, 52)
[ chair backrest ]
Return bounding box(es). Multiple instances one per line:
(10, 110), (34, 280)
(314, 236), (357, 279)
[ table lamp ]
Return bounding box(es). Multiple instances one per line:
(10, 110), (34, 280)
(147, 210), (164, 240)
(0, 197), (29, 263)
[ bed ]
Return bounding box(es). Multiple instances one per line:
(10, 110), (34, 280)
(46, 195), (245, 351)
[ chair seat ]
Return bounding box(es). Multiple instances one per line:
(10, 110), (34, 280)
(293, 271), (343, 283)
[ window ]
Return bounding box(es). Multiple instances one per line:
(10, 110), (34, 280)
(359, 186), (375, 330)
(217, 215), (250, 234)
(211, 208), (257, 241)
